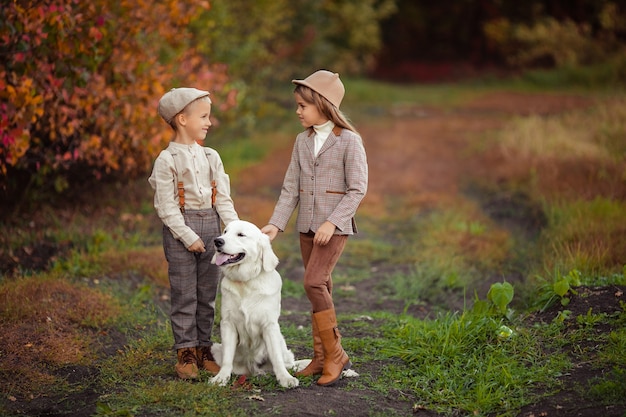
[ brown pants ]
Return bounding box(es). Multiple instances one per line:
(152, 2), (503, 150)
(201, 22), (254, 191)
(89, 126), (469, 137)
(299, 231), (348, 313)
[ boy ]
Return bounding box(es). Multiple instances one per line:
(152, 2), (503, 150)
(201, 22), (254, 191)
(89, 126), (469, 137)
(149, 87), (238, 379)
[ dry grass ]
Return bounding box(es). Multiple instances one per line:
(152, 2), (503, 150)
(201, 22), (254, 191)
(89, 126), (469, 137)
(541, 198), (626, 274)
(475, 98), (626, 203)
(0, 276), (120, 395)
(418, 200), (512, 270)
(494, 97), (626, 160)
(98, 246), (170, 287)
(498, 113), (612, 160)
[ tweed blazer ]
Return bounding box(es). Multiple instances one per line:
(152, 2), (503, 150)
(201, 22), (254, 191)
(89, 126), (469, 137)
(269, 127), (368, 235)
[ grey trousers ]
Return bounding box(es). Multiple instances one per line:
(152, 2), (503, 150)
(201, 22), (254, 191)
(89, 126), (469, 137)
(163, 209), (221, 350)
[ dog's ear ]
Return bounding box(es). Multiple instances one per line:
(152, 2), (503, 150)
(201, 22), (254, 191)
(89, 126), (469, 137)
(260, 233), (279, 272)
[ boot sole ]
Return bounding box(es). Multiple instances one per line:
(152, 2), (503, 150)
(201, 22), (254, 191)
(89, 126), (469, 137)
(317, 360), (352, 387)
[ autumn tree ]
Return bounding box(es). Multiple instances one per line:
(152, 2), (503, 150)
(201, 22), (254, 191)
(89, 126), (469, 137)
(0, 0), (231, 203)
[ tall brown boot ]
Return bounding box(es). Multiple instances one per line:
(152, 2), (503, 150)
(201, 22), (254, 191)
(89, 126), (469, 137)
(314, 309), (351, 386)
(295, 313), (324, 377)
(175, 347), (199, 379)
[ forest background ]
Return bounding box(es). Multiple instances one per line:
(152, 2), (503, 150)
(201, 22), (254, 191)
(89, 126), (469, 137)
(2, 0), (625, 206)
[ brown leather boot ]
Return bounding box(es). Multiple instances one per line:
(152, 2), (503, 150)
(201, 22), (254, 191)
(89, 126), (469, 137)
(196, 345), (220, 375)
(314, 309), (351, 386)
(295, 313), (324, 377)
(175, 347), (199, 379)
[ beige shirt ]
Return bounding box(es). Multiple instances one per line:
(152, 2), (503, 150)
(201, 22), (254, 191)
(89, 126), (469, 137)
(148, 141), (238, 247)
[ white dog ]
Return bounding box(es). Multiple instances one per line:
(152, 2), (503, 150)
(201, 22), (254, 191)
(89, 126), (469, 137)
(209, 220), (299, 388)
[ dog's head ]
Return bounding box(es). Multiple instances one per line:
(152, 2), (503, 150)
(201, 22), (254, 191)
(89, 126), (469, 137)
(212, 220), (279, 280)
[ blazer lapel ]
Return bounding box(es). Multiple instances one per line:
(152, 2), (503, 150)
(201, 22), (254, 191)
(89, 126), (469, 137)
(305, 129), (316, 157)
(316, 127), (341, 157)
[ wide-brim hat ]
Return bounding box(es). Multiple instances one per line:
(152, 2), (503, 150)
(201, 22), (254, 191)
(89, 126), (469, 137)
(158, 87), (211, 123)
(292, 70), (344, 108)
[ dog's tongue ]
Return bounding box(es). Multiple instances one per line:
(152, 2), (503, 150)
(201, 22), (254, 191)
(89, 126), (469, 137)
(215, 253), (231, 266)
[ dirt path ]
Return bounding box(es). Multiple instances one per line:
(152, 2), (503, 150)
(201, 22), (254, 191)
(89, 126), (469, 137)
(234, 91), (592, 225)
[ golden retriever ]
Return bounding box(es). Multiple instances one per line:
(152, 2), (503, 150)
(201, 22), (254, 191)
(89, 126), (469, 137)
(209, 220), (299, 388)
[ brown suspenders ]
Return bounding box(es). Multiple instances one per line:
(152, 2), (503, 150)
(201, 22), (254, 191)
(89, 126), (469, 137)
(211, 180), (217, 207)
(169, 149), (217, 214)
(177, 181), (186, 213)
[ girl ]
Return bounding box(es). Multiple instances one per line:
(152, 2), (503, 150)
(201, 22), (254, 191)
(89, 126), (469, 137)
(261, 70), (368, 386)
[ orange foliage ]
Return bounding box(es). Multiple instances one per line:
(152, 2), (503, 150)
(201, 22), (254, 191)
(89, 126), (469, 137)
(0, 0), (229, 189)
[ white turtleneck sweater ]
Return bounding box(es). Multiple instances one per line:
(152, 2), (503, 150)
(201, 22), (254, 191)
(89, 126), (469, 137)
(313, 120), (335, 156)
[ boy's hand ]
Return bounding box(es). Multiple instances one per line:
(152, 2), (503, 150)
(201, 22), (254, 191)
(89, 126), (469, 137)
(261, 224), (279, 241)
(314, 221), (336, 246)
(188, 238), (206, 253)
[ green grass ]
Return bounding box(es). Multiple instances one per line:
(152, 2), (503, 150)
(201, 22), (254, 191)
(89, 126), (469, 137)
(375, 306), (569, 416)
(344, 77), (485, 108)
(94, 282), (245, 417)
(97, 338), (245, 417)
(514, 57), (626, 91)
(16, 248), (615, 417)
(216, 130), (296, 176)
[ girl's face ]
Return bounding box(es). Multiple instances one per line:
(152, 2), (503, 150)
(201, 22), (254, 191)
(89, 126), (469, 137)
(295, 92), (328, 128)
(179, 99), (212, 141)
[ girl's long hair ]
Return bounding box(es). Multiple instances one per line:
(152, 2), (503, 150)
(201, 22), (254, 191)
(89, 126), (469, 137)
(294, 85), (359, 136)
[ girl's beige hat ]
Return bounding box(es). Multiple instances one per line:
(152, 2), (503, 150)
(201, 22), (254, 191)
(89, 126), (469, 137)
(292, 70), (345, 108)
(158, 87), (211, 123)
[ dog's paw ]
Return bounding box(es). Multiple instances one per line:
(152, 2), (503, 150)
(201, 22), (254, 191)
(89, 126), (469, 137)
(209, 372), (231, 386)
(278, 375), (299, 388)
(292, 359), (311, 372)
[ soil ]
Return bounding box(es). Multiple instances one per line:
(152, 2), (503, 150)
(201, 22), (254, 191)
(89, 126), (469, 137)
(3, 90), (625, 417)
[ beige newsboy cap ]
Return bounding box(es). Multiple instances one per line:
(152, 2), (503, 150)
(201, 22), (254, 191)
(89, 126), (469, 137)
(158, 87), (211, 123)
(292, 70), (345, 108)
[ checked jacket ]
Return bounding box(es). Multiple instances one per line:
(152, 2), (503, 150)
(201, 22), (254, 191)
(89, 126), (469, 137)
(269, 127), (368, 235)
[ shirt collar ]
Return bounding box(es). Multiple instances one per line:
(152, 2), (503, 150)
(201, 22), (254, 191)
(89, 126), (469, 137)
(313, 120), (334, 138)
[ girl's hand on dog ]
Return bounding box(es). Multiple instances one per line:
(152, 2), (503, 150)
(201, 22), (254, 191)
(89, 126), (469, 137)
(261, 224), (279, 241)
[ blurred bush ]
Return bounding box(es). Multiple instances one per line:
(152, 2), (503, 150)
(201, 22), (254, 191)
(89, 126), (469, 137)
(483, 2), (626, 77)
(192, 0), (397, 143)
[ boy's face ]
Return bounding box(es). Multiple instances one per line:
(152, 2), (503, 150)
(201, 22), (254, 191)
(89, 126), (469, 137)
(294, 92), (328, 128)
(180, 99), (212, 141)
